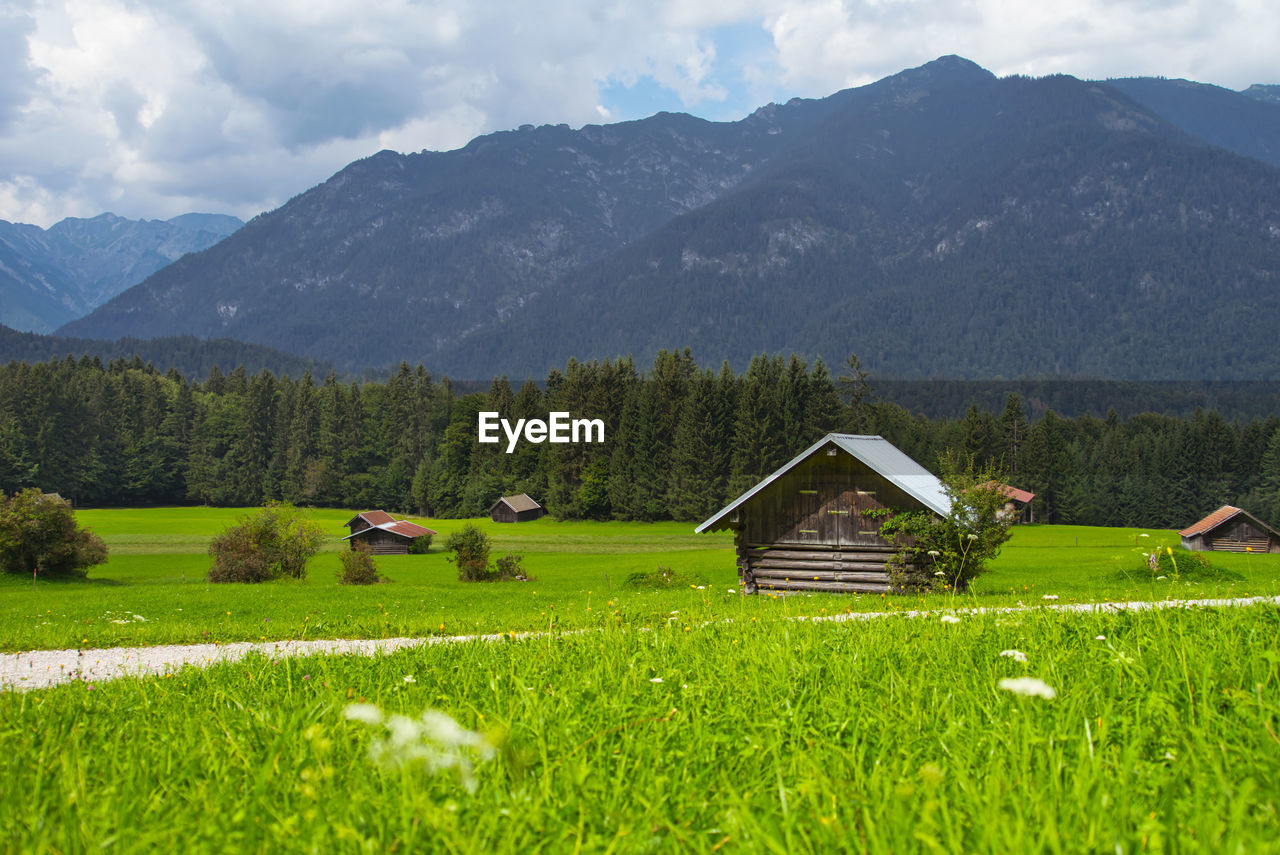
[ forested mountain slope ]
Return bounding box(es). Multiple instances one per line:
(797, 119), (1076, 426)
(61, 57), (1280, 379)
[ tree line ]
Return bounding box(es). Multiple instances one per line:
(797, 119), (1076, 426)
(2, 352), (1278, 530)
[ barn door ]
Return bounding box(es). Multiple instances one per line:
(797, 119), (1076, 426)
(792, 489), (822, 543)
(832, 488), (885, 547)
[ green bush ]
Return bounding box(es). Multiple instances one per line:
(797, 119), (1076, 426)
(624, 565), (705, 589)
(407, 534), (433, 554)
(875, 451), (1014, 593)
(208, 502), (324, 583)
(0, 488), (108, 582)
(494, 552), (530, 581)
(446, 523), (492, 582)
(1142, 547), (1241, 582)
(339, 543), (381, 585)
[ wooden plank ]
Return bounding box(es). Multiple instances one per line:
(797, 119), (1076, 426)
(756, 579), (892, 594)
(752, 568), (891, 584)
(745, 542), (897, 552)
(750, 559), (899, 573)
(751, 549), (904, 562)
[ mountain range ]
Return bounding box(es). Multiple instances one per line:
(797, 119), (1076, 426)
(55, 57), (1280, 379)
(0, 212), (242, 333)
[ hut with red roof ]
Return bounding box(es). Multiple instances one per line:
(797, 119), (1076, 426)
(343, 511), (436, 554)
(1179, 505), (1279, 553)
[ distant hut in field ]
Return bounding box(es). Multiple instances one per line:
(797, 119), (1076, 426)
(489, 494), (546, 523)
(343, 510), (436, 554)
(696, 434), (951, 594)
(1178, 505), (1280, 553)
(994, 484), (1035, 524)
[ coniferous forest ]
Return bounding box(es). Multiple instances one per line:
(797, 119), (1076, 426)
(2, 351), (1279, 531)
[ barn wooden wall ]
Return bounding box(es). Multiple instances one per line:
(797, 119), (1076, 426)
(734, 452), (928, 594)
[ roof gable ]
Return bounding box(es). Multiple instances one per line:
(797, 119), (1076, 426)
(342, 519), (436, 541)
(1178, 505), (1278, 539)
(345, 510), (396, 529)
(490, 493), (542, 513)
(695, 434), (951, 534)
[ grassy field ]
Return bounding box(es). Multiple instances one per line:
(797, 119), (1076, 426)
(1, 508), (1278, 651)
(4, 509), (1280, 852)
(2, 602), (1277, 852)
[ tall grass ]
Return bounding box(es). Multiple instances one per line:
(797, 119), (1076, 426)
(2, 604), (1277, 852)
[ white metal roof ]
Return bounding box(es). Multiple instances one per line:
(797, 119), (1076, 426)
(695, 433), (952, 533)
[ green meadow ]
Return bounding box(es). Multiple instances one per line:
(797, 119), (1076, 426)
(3, 509), (1280, 852)
(3, 603), (1278, 852)
(1, 508), (1278, 652)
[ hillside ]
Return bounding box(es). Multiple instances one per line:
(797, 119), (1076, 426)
(0, 212), (242, 332)
(60, 57), (1280, 379)
(1105, 77), (1280, 167)
(0, 323), (333, 380)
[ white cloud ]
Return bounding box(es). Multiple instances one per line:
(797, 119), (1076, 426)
(0, 0), (1276, 226)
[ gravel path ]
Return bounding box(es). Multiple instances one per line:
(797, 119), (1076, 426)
(4, 594), (1278, 692)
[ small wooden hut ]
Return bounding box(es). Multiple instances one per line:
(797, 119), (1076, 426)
(490, 494), (546, 523)
(1179, 505), (1280, 553)
(343, 511), (436, 554)
(996, 484), (1035, 524)
(697, 434), (951, 594)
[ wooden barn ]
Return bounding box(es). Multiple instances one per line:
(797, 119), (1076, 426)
(490, 494), (546, 523)
(1178, 505), (1280, 553)
(996, 484), (1035, 524)
(343, 511), (436, 555)
(697, 434), (951, 594)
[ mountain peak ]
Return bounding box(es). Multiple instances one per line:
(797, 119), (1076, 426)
(902, 55), (995, 81)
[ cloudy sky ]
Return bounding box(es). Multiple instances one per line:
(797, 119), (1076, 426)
(2, 0), (1277, 227)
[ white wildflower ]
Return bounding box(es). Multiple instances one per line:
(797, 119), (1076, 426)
(1042, 594), (1058, 601)
(649, 677), (664, 683)
(343, 703), (384, 725)
(998, 677), (1056, 699)
(403, 675), (417, 683)
(1095, 635), (1106, 641)
(1139, 533), (1150, 538)
(927, 550), (941, 557)
(1156, 575), (1167, 581)
(727, 588), (737, 594)
(966, 534), (978, 541)
(934, 571), (946, 577)
(940, 615), (961, 624)
(999, 649), (1028, 663)
(345, 704), (497, 792)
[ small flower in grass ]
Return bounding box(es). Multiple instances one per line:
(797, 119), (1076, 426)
(998, 677), (1056, 699)
(403, 675), (417, 684)
(1095, 635), (1106, 641)
(302, 674), (311, 681)
(344, 703), (497, 791)
(650, 677), (664, 683)
(966, 534), (978, 541)
(1156, 575), (1168, 581)
(1139, 533), (1150, 538)
(727, 588), (737, 594)
(999, 649), (1028, 663)
(344, 703), (383, 725)
(939, 615), (961, 624)
(933, 570), (946, 577)
(927, 550), (940, 558)
(1042, 594), (1058, 601)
